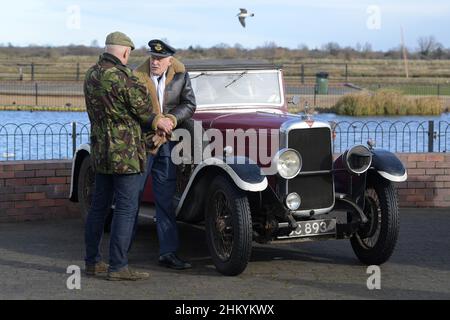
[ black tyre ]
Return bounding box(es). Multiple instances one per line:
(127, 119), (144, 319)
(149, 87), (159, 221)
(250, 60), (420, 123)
(350, 174), (400, 265)
(78, 155), (94, 222)
(77, 155), (112, 233)
(205, 175), (252, 276)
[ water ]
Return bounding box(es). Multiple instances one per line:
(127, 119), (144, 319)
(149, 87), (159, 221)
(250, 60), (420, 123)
(314, 113), (450, 153)
(0, 110), (89, 124)
(1, 110), (450, 161)
(314, 112), (450, 123)
(0, 111), (89, 160)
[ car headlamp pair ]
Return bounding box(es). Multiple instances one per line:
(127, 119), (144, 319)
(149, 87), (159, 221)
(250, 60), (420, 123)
(272, 149), (303, 211)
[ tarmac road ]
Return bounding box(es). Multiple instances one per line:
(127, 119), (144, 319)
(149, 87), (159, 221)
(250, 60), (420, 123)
(0, 207), (449, 300)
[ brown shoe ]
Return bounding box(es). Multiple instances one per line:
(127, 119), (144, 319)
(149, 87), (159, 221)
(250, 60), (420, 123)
(85, 261), (109, 276)
(106, 267), (150, 281)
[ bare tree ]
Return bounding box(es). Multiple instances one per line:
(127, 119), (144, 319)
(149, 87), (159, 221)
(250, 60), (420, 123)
(432, 43), (445, 59)
(297, 43), (309, 51)
(362, 42), (373, 53)
(322, 42), (341, 56)
(418, 36), (443, 59)
(384, 46), (402, 59)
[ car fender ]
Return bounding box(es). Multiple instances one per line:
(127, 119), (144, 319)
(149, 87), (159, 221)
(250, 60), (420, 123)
(69, 144), (90, 202)
(370, 149), (407, 182)
(175, 156), (268, 215)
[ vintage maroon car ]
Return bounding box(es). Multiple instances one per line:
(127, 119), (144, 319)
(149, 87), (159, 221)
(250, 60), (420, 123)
(70, 61), (407, 276)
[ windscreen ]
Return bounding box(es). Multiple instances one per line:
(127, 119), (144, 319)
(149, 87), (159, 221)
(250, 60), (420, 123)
(189, 70), (282, 108)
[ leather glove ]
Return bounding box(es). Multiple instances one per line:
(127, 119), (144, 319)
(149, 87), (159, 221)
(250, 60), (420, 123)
(147, 130), (169, 155)
(152, 131), (168, 148)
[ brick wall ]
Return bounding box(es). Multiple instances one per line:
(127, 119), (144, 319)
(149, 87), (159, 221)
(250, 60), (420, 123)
(396, 153), (450, 208)
(0, 160), (79, 222)
(0, 154), (449, 223)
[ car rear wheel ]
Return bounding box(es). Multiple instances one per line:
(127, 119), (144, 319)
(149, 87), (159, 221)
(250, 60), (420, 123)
(350, 174), (399, 265)
(78, 156), (112, 232)
(78, 155), (94, 222)
(205, 175), (252, 276)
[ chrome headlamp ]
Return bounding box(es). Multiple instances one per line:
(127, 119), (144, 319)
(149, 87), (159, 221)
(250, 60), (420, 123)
(343, 145), (372, 175)
(274, 148), (302, 179)
(286, 192), (301, 210)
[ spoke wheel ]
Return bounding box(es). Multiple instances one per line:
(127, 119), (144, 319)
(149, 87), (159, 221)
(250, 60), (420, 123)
(211, 191), (234, 261)
(350, 174), (400, 265)
(205, 175), (252, 276)
(358, 188), (382, 249)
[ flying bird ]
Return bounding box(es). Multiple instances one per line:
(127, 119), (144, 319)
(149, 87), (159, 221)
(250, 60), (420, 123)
(237, 8), (254, 28)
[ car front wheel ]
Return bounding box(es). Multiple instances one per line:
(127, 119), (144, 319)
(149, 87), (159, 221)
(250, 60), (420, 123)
(350, 174), (400, 265)
(205, 175), (252, 276)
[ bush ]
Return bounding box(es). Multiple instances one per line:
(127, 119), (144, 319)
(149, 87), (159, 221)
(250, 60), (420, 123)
(414, 96), (442, 114)
(333, 89), (443, 115)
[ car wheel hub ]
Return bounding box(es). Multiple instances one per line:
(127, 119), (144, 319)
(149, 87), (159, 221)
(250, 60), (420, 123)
(211, 192), (233, 261)
(357, 188), (382, 248)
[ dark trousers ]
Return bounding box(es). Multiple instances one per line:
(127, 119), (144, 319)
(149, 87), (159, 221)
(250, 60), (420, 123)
(85, 173), (141, 272)
(131, 142), (179, 256)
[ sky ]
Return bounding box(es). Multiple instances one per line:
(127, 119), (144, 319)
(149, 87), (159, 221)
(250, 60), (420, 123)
(1, 0), (449, 51)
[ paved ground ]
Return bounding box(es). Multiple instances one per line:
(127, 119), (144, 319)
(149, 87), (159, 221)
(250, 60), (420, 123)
(0, 208), (449, 300)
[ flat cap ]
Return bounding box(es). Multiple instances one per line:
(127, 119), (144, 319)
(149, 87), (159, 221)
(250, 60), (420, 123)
(105, 31), (135, 50)
(148, 39), (176, 57)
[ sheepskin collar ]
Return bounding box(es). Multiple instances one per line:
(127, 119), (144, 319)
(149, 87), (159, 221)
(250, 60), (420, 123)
(133, 57), (186, 115)
(134, 56), (185, 85)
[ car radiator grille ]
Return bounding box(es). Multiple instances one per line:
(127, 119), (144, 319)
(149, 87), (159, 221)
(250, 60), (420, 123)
(287, 127), (334, 211)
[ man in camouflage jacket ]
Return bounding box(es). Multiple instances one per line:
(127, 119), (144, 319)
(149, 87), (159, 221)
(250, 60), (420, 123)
(83, 32), (174, 281)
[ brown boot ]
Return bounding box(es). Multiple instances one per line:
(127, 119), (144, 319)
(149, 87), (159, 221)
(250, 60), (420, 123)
(85, 261), (109, 276)
(106, 267), (150, 281)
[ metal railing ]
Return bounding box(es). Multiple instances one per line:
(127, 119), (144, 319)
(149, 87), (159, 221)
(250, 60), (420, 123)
(332, 120), (449, 153)
(1, 121), (449, 161)
(285, 83), (450, 109)
(286, 84), (361, 108)
(3, 61), (450, 83)
(0, 81), (85, 108)
(1, 81), (448, 110)
(283, 62), (450, 84)
(0, 62), (91, 81)
(0, 122), (89, 161)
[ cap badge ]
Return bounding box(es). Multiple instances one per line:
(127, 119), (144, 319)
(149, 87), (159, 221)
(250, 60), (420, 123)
(154, 43), (163, 51)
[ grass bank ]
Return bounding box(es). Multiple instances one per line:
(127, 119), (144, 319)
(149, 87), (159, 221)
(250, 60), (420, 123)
(332, 89), (443, 116)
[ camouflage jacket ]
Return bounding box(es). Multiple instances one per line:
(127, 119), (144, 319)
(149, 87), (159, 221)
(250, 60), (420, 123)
(84, 53), (158, 174)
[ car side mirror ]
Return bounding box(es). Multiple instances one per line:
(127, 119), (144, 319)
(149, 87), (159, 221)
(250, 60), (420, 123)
(288, 95), (300, 105)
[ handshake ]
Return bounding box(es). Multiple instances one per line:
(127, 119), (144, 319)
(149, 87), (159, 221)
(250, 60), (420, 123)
(156, 116), (175, 135)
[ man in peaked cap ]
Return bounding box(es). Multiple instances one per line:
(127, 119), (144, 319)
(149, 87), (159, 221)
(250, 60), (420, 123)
(83, 32), (172, 281)
(147, 39), (176, 57)
(132, 39), (196, 270)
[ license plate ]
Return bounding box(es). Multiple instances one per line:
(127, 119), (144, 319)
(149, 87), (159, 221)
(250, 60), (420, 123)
(278, 218), (336, 239)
